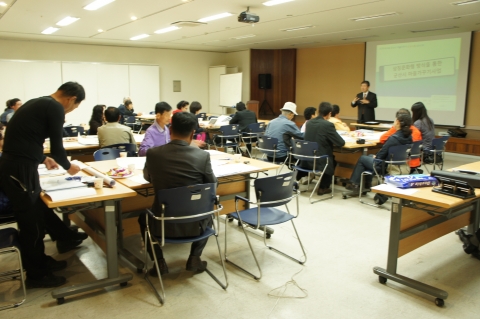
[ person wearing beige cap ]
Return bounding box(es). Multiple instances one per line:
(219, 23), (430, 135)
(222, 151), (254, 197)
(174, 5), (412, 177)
(264, 102), (303, 163)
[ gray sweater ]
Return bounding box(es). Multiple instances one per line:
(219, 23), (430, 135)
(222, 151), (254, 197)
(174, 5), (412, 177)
(414, 118), (435, 150)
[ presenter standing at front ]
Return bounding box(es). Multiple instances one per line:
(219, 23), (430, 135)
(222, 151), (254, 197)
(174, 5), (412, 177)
(351, 81), (378, 123)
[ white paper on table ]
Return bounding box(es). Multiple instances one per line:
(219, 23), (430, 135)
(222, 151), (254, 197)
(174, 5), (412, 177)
(38, 167), (67, 176)
(211, 160), (230, 167)
(128, 174), (150, 185)
(372, 183), (419, 195)
(134, 134), (145, 143)
(341, 136), (356, 143)
(116, 157), (146, 168)
(380, 123), (393, 127)
(213, 164), (259, 177)
(77, 137), (99, 145)
(205, 150), (227, 156)
(40, 180), (87, 192)
(44, 187), (96, 201)
(71, 160), (87, 169)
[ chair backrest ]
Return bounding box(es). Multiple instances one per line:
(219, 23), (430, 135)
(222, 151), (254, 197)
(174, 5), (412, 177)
(94, 148), (121, 161)
(219, 124), (240, 137)
(254, 171), (298, 208)
(432, 136), (449, 151)
(246, 122), (266, 133)
(410, 140), (423, 160)
(125, 116), (137, 124)
(149, 111), (155, 115)
(0, 189), (15, 225)
(153, 183), (217, 223)
(290, 139), (320, 162)
(106, 143), (137, 157)
(63, 126), (84, 137)
(256, 135), (278, 152)
(387, 144), (412, 164)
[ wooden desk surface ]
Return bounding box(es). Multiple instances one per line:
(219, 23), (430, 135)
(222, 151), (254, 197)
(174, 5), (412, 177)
(372, 161), (480, 208)
(86, 155), (279, 190)
(351, 122), (392, 131)
(41, 172), (137, 208)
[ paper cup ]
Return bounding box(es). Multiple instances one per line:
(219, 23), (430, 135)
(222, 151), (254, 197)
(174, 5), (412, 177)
(128, 164), (136, 173)
(94, 178), (104, 189)
(233, 154), (241, 163)
(119, 152), (128, 158)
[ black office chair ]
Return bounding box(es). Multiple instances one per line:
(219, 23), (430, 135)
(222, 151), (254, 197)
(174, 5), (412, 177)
(144, 183), (227, 304)
(226, 171), (306, 280)
(93, 148), (121, 161)
(63, 126), (85, 137)
(289, 139), (333, 204)
(105, 143), (137, 157)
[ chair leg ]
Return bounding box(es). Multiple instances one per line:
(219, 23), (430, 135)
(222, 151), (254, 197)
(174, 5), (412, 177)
(0, 247), (27, 311)
(359, 172), (389, 210)
(263, 219), (307, 265)
(224, 215), (262, 280)
(144, 228), (165, 305)
(203, 234), (229, 290)
(309, 174), (335, 204)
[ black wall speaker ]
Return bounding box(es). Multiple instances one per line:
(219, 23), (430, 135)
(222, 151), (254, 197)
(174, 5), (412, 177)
(258, 74), (272, 89)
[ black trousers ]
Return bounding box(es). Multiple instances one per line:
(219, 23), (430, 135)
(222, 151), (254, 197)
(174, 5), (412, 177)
(138, 213), (210, 260)
(0, 156), (77, 278)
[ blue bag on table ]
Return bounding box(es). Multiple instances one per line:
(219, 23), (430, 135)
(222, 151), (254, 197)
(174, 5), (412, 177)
(385, 174), (439, 189)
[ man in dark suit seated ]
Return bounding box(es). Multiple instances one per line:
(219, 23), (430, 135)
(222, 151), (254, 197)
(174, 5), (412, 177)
(143, 112), (217, 276)
(230, 101), (258, 155)
(301, 102), (345, 195)
(351, 80), (378, 123)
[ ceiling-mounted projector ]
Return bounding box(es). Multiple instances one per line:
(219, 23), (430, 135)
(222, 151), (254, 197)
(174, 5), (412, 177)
(238, 8), (259, 24)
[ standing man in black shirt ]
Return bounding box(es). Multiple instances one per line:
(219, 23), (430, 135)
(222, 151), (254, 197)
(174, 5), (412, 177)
(0, 82), (87, 288)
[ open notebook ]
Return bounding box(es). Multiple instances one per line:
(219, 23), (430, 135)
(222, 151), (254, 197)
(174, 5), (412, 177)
(41, 175), (96, 201)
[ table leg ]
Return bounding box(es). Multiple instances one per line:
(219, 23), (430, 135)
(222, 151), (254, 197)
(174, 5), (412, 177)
(373, 197), (448, 302)
(467, 200), (480, 234)
(52, 200), (133, 303)
(116, 203), (145, 272)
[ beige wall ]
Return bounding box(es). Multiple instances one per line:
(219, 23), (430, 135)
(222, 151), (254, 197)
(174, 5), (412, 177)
(224, 50), (251, 103)
(0, 38), (225, 122)
(296, 43), (365, 119)
(465, 31), (480, 129)
(296, 32), (480, 129)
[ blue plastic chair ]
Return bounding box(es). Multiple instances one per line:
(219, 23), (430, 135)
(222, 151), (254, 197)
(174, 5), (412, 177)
(105, 143), (137, 157)
(213, 124), (241, 154)
(241, 122), (266, 158)
(410, 140), (423, 173)
(357, 144), (412, 208)
(63, 126), (84, 137)
(124, 116), (142, 134)
(254, 135), (286, 174)
(0, 228), (26, 310)
(289, 139), (333, 204)
(424, 136), (449, 172)
(226, 171), (306, 280)
(144, 183), (227, 304)
(93, 148), (121, 161)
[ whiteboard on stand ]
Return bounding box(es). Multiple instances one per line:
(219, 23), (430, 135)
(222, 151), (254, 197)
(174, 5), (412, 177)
(219, 73), (242, 107)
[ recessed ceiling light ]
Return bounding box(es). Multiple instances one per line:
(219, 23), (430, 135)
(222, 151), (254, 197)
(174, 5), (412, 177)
(263, 0), (295, 6)
(198, 12), (232, 23)
(0, 2), (7, 7)
(41, 27), (60, 35)
(98, 29), (104, 32)
(84, 0), (115, 11)
(451, 0), (480, 5)
(411, 26), (458, 33)
(351, 12), (398, 21)
(154, 26), (181, 34)
(232, 34), (256, 39)
(281, 25), (314, 32)
(130, 34), (150, 40)
(56, 17), (80, 26)
(131, 16), (137, 21)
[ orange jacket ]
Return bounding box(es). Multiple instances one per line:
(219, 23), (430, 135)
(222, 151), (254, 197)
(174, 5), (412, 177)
(380, 126), (422, 168)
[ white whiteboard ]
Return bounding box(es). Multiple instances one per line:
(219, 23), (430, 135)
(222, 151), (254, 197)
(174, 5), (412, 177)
(219, 73), (242, 107)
